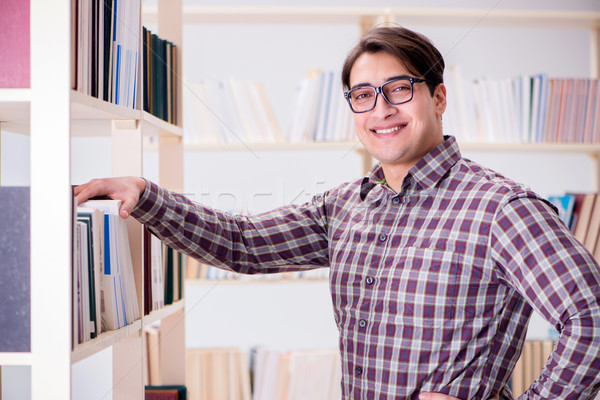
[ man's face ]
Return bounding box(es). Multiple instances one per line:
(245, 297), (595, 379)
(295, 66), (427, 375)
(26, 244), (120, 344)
(349, 51), (446, 175)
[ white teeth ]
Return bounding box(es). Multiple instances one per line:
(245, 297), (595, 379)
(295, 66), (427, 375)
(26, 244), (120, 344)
(374, 125), (404, 134)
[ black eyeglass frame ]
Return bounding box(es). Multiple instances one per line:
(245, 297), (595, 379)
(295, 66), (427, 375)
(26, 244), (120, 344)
(343, 77), (428, 114)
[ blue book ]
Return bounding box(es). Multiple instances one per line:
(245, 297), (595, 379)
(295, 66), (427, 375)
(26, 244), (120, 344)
(547, 193), (576, 228)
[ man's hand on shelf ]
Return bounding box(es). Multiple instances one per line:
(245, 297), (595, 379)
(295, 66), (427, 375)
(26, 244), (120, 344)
(74, 177), (146, 219)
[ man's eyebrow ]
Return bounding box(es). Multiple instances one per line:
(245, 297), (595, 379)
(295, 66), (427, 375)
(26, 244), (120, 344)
(349, 75), (412, 90)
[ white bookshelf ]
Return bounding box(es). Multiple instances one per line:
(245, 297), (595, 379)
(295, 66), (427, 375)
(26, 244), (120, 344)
(0, 0), (186, 398)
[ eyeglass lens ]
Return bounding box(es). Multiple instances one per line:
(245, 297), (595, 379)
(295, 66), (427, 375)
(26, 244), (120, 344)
(348, 79), (413, 112)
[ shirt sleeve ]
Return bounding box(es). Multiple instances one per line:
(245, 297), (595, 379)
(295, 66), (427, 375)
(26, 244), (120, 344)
(490, 194), (600, 399)
(130, 180), (331, 274)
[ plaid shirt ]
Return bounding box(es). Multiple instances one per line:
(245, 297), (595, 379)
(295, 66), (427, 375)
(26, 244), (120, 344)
(132, 136), (600, 400)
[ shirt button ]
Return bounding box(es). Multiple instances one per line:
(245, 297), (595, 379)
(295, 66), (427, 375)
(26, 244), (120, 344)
(355, 366), (363, 376)
(365, 276), (375, 285)
(392, 197), (400, 204)
(358, 319), (367, 328)
(378, 233), (387, 242)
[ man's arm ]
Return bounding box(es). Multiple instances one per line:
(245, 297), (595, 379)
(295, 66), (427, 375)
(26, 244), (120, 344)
(492, 195), (600, 399)
(128, 180), (331, 273)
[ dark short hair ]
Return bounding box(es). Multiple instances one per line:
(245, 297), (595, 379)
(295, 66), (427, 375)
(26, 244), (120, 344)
(341, 27), (445, 96)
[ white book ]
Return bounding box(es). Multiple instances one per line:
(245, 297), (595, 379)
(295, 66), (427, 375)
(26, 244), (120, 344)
(150, 234), (164, 310)
(81, 199), (139, 329)
(78, 221), (92, 342)
(218, 79), (247, 144)
(518, 75), (532, 143)
(77, 207), (104, 336)
(314, 71), (334, 142)
(288, 77), (315, 142)
(107, 213), (126, 328)
(242, 80), (270, 142)
(184, 82), (219, 145)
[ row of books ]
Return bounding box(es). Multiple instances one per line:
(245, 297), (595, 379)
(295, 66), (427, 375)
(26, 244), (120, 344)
(185, 348), (252, 400)
(143, 228), (185, 315)
(510, 339), (555, 396)
(74, 199), (140, 345)
(252, 347), (341, 400)
(146, 385), (187, 400)
(548, 192), (600, 260)
(185, 258), (330, 281)
(183, 346), (340, 400)
(183, 79), (285, 145)
(289, 70), (355, 143)
(71, 0), (140, 108)
(143, 27), (178, 124)
(445, 66), (600, 144)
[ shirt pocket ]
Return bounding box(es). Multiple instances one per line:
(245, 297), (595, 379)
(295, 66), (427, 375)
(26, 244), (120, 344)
(383, 246), (496, 329)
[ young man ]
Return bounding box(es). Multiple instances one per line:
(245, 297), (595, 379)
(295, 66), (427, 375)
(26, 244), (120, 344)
(76, 27), (600, 399)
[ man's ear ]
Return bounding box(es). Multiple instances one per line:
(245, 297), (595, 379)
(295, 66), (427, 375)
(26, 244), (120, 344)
(433, 83), (447, 117)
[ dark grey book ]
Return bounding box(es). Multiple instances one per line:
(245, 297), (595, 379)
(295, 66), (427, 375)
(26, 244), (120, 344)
(0, 186), (30, 352)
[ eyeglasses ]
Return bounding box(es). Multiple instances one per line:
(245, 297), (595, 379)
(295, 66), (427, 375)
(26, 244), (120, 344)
(344, 77), (428, 113)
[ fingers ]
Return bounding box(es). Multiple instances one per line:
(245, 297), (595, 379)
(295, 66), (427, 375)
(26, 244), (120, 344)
(120, 197), (137, 219)
(74, 177), (145, 219)
(74, 179), (106, 205)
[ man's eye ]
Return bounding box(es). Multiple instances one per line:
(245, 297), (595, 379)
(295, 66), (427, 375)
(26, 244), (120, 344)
(392, 85), (411, 92)
(353, 91), (372, 101)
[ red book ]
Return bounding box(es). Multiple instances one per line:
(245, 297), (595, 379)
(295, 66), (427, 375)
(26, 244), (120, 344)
(145, 389), (178, 400)
(0, 0), (30, 88)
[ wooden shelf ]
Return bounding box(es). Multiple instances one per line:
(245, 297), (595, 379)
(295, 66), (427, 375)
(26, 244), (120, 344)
(70, 91), (140, 121)
(182, 140), (364, 152)
(0, 352), (33, 366)
(142, 6), (600, 29)
(142, 111), (183, 138)
(0, 91), (182, 138)
(460, 142), (600, 156)
(143, 300), (185, 327)
(175, 140), (600, 156)
(0, 89), (30, 121)
(71, 320), (142, 364)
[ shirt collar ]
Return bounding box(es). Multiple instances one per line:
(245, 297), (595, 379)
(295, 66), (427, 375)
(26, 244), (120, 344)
(360, 135), (462, 201)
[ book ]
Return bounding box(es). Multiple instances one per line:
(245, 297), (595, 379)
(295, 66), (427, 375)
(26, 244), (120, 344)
(145, 385), (187, 400)
(0, 0), (30, 88)
(572, 193), (596, 245)
(77, 207), (105, 338)
(80, 199), (140, 330)
(186, 348), (250, 400)
(145, 325), (161, 386)
(0, 187), (30, 352)
(251, 347), (341, 400)
(143, 27), (177, 122)
(511, 339), (556, 396)
(547, 193), (575, 228)
(584, 194), (600, 252)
